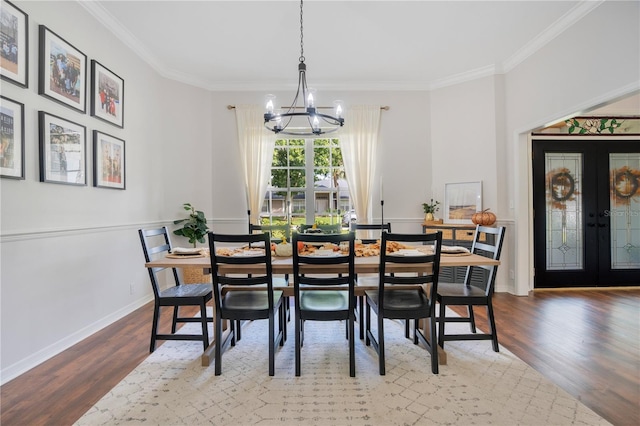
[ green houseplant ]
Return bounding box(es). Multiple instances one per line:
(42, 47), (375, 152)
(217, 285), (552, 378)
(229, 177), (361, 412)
(173, 203), (209, 247)
(422, 198), (440, 222)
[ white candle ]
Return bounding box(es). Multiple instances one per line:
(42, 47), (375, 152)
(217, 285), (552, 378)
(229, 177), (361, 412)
(380, 176), (384, 200)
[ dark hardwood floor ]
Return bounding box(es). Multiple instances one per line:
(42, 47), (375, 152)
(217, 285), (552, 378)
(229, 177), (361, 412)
(2, 289), (639, 426)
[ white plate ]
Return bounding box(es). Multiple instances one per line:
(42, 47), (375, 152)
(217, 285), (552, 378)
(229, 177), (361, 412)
(304, 251), (342, 257)
(233, 249), (264, 257)
(172, 247), (202, 255)
(390, 249), (425, 256)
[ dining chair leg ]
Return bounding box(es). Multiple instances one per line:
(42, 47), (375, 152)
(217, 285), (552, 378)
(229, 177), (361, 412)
(365, 301), (371, 346)
(268, 313), (275, 376)
(349, 315), (355, 377)
(487, 301), (500, 352)
(235, 320), (242, 341)
(171, 306), (179, 334)
(200, 301), (209, 351)
(295, 313), (302, 376)
(377, 313), (385, 375)
(359, 296), (365, 340)
(429, 315), (439, 374)
(468, 305), (477, 333)
(214, 313), (223, 376)
(150, 304), (160, 353)
(280, 303), (286, 345)
(230, 320), (236, 346)
(438, 301), (446, 349)
(405, 319), (410, 339)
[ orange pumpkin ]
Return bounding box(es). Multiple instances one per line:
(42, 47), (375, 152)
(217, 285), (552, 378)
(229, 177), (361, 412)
(472, 209), (497, 226)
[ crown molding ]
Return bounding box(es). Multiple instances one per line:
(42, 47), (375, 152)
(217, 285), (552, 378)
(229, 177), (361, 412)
(502, 0), (605, 73)
(78, 0), (604, 92)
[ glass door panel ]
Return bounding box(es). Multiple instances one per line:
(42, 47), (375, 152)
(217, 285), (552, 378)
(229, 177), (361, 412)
(608, 153), (640, 269)
(545, 153), (584, 270)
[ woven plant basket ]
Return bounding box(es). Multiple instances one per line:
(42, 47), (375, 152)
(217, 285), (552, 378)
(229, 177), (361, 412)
(182, 267), (211, 284)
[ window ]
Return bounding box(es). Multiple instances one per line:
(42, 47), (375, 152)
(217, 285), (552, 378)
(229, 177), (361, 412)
(262, 138), (352, 228)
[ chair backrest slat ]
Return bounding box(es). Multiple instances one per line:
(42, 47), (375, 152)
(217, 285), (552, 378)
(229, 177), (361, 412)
(293, 231), (356, 296)
(208, 232), (274, 311)
(465, 225), (506, 296)
(138, 226), (181, 299)
(379, 231), (442, 311)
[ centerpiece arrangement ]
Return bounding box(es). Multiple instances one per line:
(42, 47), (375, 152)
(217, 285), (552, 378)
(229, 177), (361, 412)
(173, 202), (210, 283)
(422, 199), (440, 222)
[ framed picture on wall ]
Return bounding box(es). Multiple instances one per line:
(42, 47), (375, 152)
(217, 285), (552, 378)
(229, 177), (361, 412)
(444, 181), (482, 224)
(93, 130), (125, 189)
(39, 111), (86, 185)
(0, 0), (29, 88)
(38, 25), (87, 113)
(91, 60), (124, 128)
(0, 95), (25, 179)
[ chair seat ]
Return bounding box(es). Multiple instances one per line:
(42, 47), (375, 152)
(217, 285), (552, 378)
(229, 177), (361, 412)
(366, 289), (430, 311)
(222, 290), (283, 311)
(300, 290), (348, 311)
(438, 282), (487, 301)
(160, 283), (212, 299)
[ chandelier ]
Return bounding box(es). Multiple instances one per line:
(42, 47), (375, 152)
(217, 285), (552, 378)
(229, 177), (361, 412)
(264, 0), (344, 136)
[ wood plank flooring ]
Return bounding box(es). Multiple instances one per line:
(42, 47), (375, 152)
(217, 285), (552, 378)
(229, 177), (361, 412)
(2, 289), (639, 426)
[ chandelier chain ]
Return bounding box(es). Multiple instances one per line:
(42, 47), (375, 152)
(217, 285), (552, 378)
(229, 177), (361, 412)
(299, 0), (305, 62)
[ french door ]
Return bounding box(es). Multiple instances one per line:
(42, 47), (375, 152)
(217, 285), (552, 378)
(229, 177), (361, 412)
(532, 139), (640, 287)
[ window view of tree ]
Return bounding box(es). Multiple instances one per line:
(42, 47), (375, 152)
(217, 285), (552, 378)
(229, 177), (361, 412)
(262, 138), (352, 231)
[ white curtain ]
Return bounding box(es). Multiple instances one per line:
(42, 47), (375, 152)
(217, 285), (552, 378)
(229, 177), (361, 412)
(235, 105), (275, 226)
(340, 105), (381, 225)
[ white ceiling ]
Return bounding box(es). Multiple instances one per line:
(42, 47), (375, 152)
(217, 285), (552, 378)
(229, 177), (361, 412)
(80, 0), (606, 91)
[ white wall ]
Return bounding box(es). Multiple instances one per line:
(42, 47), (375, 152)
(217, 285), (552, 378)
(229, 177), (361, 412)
(0, 1), (213, 383)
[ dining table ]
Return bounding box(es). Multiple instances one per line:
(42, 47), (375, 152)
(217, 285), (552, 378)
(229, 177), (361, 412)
(145, 252), (500, 367)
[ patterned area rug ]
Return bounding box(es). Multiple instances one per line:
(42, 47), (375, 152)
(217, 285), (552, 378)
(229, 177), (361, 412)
(76, 311), (608, 426)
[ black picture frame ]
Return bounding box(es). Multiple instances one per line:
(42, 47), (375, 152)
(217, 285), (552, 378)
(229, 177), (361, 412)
(39, 111), (86, 185)
(0, 95), (25, 179)
(93, 130), (125, 190)
(0, 0), (28, 88)
(38, 25), (87, 113)
(91, 60), (124, 128)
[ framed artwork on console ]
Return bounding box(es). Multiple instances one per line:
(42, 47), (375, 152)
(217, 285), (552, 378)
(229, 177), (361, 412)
(39, 111), (86, 185)
(444, 181), (482, 224)
(91, 60), (124, 128)
(0, 0), (29, 87)
(93, 130), (125, 189)
(38, 25), (87, 113)
(0, 95), (25, 179)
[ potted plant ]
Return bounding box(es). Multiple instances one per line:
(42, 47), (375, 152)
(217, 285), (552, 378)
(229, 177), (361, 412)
(173, 203), (209, 247)
(422, 199), (440, 222)
(173, 203), (210, 283)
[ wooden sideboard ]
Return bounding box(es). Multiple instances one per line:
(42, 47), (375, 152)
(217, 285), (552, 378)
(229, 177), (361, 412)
(422, 222), (488, 283)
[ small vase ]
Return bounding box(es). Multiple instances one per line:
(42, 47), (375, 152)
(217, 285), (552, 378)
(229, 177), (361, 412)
(425, 212), (434, 222)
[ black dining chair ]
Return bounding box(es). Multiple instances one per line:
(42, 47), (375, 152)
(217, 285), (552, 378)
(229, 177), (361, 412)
(292, 231), (357, 377)
(437, 225), (506, 352)
(349, 222), (392, 338)
(138, 227), (213, 352)
(365, 231), (442, 375)
(208, 232), (286, 376)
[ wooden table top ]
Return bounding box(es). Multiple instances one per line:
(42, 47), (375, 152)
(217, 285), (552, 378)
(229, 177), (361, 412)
(146, 253), (499, 275)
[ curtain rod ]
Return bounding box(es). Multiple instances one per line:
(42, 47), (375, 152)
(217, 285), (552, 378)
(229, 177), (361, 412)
(227, 105), (389, 110)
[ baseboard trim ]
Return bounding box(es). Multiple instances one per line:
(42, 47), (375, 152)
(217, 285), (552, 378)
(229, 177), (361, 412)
(0, 295), (152, 386)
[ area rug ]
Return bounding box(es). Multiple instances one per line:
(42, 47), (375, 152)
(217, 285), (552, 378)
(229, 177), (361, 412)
(76, 312), (608, 426)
